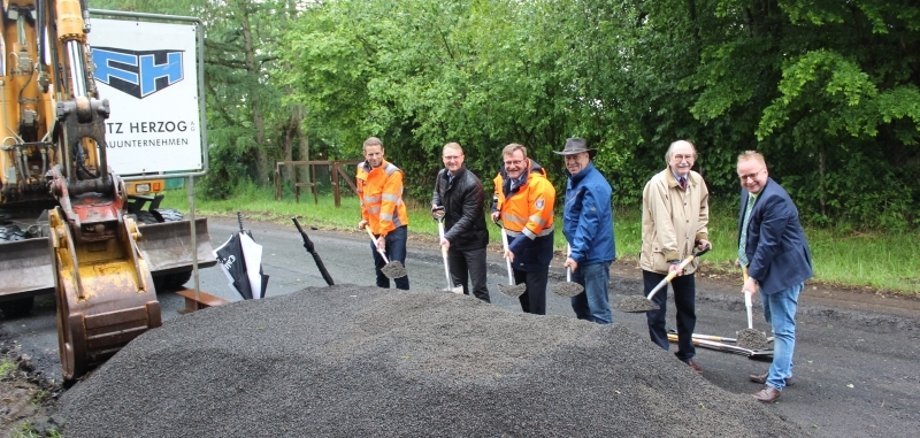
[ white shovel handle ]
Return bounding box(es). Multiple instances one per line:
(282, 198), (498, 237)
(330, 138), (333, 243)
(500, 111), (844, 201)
(500, 226), (515, 284)
(365, 227), (389, 263)
(744, 289), (754, 329)
(565, 243), (573, 282)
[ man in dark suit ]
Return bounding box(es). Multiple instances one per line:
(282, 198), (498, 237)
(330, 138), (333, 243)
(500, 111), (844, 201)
(737, 151), (813, 403)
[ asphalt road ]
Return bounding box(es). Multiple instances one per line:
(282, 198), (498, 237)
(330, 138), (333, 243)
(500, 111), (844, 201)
(3, 216), (919, 437)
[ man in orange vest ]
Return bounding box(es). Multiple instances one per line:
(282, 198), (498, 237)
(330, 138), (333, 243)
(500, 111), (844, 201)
(356, 137), (410, 290)
(491, 143), (556, 314)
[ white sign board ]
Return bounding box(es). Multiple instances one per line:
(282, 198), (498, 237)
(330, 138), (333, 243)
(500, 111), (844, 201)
(88, 18), (204, 177)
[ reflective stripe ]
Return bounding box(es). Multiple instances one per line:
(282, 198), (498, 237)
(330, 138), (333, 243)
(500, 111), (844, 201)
(364, 195), (381, 203)
(503, 213), (527, 224)
(529, 215), (547, 226)
(382, 193), (400, 202)
(507, 225), (554, 238)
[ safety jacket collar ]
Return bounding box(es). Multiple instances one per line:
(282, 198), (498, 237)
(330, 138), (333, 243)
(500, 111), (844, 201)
(501, 159), (545, 197)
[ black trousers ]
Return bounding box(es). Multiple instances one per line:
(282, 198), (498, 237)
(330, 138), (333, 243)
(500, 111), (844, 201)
(643, 270), (697, 362)
(447, 246), (490, 302)
(513, 269), (548, 315)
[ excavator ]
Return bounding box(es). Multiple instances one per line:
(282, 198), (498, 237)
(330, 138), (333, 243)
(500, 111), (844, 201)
(0, 0), (214, 380)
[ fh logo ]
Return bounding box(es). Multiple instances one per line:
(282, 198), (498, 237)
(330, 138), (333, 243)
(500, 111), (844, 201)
(92, 47), (185, 99)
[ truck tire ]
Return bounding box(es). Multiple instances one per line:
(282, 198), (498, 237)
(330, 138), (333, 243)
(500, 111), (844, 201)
(0, 296), (34, 318)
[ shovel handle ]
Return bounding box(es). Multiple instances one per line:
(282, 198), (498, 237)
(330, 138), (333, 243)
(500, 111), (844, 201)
(500, 226), (515, 284)
(365, 227), (389, 263)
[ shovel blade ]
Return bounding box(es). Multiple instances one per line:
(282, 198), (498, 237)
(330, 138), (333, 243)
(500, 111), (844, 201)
(380, 261), (407, 279)
(552, 282), (584, 298)
(498, 282), (527, 298)
(619, 295), (660, 313)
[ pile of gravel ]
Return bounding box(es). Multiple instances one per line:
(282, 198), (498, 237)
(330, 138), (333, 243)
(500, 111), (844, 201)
(57, 284), (802, 437)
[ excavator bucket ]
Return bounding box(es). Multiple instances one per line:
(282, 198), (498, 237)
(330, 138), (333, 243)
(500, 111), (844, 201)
(0, 237), (55, 299)
(136, 218), (217, 276)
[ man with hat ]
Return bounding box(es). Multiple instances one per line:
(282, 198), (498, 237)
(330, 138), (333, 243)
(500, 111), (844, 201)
(556, 138), (615, 324)
(640, 139), (711, 372)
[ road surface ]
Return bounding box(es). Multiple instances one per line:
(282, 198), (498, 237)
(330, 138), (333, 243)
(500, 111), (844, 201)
(2, 216), (918, 437)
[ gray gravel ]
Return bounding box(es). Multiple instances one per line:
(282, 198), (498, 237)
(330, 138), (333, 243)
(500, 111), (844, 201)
(57, 284), (803, 437)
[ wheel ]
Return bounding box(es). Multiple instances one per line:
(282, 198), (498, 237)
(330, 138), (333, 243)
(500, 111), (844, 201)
(154, 270), (193, 292)
(0, 296), (34, 318)
(152, 208), (184, 222)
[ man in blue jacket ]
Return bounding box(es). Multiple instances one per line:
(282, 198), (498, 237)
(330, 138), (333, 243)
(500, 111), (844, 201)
(737, 150), (813, 403)
(555, 138), (615, 324)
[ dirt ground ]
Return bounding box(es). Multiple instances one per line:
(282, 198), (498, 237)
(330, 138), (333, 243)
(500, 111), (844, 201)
(0, 341), (62, 437)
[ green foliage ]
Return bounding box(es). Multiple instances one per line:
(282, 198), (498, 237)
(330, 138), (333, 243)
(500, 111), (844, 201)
(96, 0), (920, 229)
(0, 357), (14, 378)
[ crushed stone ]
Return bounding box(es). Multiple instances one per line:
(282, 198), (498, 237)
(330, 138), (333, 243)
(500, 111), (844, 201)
(57, 284), (803, 437)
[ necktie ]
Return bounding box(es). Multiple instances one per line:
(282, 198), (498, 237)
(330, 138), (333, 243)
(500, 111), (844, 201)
(679, 176), (688, 190)
(738, 193), (756, 266)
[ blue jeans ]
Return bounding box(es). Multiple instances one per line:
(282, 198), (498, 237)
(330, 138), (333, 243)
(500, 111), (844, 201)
(570, 262), (612, 324)
(762, 282), (802, 390)
(370, 225), (410, 290)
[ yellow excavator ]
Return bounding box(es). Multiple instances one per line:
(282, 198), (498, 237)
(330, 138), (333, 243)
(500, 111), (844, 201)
(0, 0), (214, 380)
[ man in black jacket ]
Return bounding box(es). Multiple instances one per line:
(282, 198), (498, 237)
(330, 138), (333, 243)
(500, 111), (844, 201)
(431, 142), (491, 302)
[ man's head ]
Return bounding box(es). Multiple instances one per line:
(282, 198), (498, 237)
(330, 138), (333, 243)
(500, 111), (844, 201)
(736, 150), (769, 194)
(555, 138), (592, 176)
(363, 137), (384, 168)
(666, 140), (696, 178)
(502, 143), (528, 180)
(442, 142), (465, 174)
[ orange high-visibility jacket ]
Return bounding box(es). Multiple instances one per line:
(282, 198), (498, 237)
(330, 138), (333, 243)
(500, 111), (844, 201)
(357, 160), (409, 236)
(492, 160), (555, 238)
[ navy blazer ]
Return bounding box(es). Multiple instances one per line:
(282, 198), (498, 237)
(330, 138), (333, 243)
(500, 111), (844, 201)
(738, 177), (813, 295)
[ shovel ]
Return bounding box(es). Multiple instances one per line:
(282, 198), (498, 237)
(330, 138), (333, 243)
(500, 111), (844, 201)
(619, 246), (710, 313)
(364, 227), (407, 279)
(437, 219), (463, 294)
(552, 244), (584, 297)
(736, 267), (771, 350)
(497, 225), (527, 297)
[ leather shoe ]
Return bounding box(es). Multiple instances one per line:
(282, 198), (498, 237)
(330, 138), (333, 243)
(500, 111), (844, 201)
(753, 386), (781, 403)
(685, 359), (703, 373)
(749, 373), (795, 386)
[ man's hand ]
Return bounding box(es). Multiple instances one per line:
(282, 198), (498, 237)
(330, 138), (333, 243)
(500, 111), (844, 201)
(668, 262), (684, 276)
(742, 276), (758, 296)
(491, 211), (500, 223)
(431, 206), (445, 220)
(503, 248), (515, 262)
(358, 219), (368, 230)
(697, 239), (712, 252)
(564, 257), (578, 272)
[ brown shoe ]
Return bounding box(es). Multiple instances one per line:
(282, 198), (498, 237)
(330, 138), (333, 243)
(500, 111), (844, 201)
(749, 373), (795, 386)
(686, 359), (703, 373)
(753, 386), (781, 403)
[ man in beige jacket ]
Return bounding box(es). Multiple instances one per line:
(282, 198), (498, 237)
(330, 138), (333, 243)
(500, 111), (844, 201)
(640, 140), (711, 372)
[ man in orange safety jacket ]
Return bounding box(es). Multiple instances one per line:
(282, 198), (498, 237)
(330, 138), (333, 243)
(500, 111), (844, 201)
(491, 143), (556, 314)
(356, 137), (410, 290)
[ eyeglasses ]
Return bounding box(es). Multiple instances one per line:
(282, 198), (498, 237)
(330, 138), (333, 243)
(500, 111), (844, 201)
(672, 154), (695, 162)
(503, 159), (524, 166)
(443, 155), (462, 160)
(738, 168), (765, 182)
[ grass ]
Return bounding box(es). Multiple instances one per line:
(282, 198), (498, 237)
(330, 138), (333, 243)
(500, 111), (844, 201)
(0, 357), (15, 378)
(160, 185), (920, 296)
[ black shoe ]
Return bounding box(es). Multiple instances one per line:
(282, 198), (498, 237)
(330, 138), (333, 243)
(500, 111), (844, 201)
(749, 373), (795, 386)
